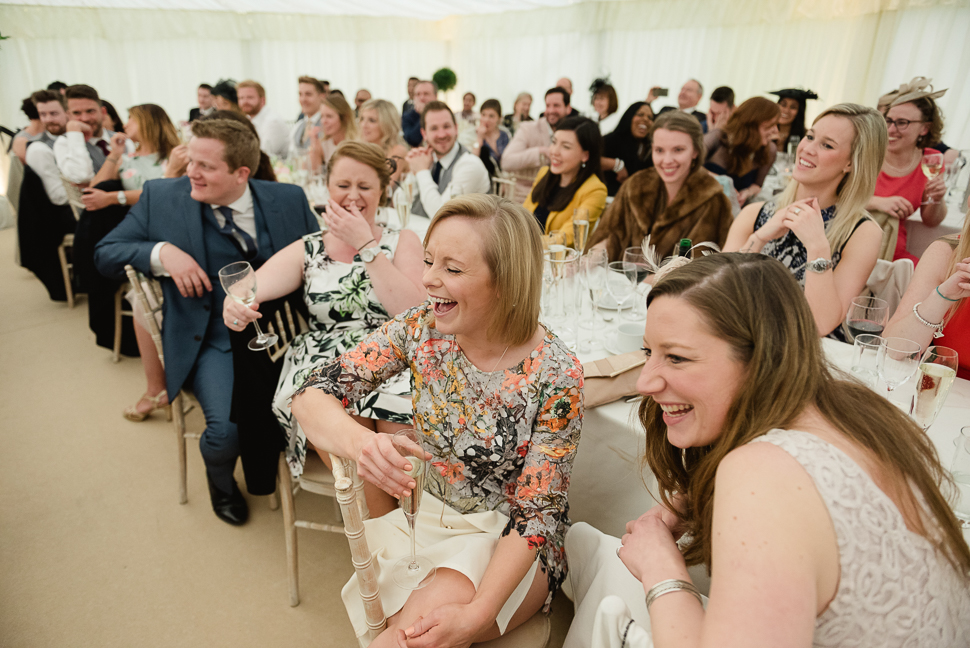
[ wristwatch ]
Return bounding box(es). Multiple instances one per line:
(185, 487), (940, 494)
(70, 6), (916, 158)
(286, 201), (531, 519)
(359, 245), (381, 263)
(116, 190), (127, 205)
(806, 257), (834, 274)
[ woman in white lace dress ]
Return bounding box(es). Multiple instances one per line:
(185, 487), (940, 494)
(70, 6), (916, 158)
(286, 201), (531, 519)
(566, 253), (969, 647)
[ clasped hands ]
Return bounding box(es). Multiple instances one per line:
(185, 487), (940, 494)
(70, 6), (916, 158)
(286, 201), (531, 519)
(756, 197), (830, 256)
(406, 146), (435, 173)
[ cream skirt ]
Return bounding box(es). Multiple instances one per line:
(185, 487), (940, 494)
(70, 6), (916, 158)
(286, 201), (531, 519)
(341, 493), (540, 640)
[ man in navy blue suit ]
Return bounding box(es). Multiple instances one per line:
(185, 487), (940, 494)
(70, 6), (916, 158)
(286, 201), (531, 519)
(96, 119), (318, 525)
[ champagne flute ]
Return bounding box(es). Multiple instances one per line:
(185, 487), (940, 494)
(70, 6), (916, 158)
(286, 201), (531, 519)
(572, 208), (590, 251)
(843, 296), (888, 343)
(581, 248), (609, 329)
(219, 261), (278, 351)
(877, 337), (921, 396)
(921, 151), (944, 204)
(395, 196), (411, 230)
(910, 346), (958, 431)
(606, 261), (637, 314)
(391, 429), (436, 590)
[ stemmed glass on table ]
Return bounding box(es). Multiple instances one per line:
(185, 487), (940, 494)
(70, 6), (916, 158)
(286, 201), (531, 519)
(573, 208), (590, 252)
(622, 247), (651, 320)
(877, 337), (922, 397)
(578, 249), (608, 351)
(844, 296), (888, 343)
(391, 429), (436, 590)
(921, 151), (944, 204)
(909, 346), (959, 432)
(606, 261), (637, 316)
(219, 261), (278, 350)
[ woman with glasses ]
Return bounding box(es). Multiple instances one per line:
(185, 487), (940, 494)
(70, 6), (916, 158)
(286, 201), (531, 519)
(869, 78), (948, 263)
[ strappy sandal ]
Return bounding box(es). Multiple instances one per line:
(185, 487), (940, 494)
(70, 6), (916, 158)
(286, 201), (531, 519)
(123, 390), (171, 422)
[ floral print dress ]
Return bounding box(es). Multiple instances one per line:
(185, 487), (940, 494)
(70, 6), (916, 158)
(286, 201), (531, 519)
(273, 229), (413, 478)
(296, 303), (584, 604)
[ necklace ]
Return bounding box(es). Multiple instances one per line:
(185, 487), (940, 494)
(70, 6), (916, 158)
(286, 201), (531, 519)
(456, 341), (511, 405)
(883, 148), (920, 176)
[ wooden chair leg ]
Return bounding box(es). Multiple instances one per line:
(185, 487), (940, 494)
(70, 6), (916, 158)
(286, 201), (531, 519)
(268, 489), (280, 511)
(173, 393), (188, 505)
(278, 453), (300, 607)
(57, 242), (74, 309)
(112, 287), (123, 363)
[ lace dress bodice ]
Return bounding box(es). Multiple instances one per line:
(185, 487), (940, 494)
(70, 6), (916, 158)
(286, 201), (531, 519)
(752, 429), (970, 647)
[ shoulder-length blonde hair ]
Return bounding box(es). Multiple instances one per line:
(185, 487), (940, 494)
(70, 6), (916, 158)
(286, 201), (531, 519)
(129, 104), (180, 161)
(322, 94), (359, 142)
(424, 194), (543, 346)
(359, 98), (405, 153)
(941, 217), (970, 323)
(775, 103), (887, 255)
(640, 253), (970, 577)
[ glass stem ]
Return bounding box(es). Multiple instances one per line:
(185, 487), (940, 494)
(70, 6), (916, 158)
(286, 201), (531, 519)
(407, 513), (417, 566)
(252, 319), (266, 339)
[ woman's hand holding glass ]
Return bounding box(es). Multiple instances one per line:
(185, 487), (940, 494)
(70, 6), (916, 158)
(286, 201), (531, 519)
(353, 429), (432, 499)
(322, 198), (377, 251)
(223, 293), (262, 332)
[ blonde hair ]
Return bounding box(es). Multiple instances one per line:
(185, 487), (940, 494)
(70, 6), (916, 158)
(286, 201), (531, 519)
(322, 94), (359, 142)
(941, 220), (970, 322)
(359, 99), (405, 152)
(424, 194), (543, 345)
(327, 140), (392, 206)
(775, 103), (887, 254)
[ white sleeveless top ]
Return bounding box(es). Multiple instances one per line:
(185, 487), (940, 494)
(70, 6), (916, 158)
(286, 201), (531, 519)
(752, 429), (970, 647)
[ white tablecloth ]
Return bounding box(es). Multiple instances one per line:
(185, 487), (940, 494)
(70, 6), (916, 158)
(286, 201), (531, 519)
(569, 327), (970, 543)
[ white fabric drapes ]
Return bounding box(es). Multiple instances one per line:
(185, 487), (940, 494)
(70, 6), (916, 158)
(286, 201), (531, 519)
(1, 0), (968, 158)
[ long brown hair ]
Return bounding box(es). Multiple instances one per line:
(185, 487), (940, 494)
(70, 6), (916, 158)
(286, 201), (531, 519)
(640, 253), (970, 577)
(129, 104), (180, 161)
(719, 96), (780, 176)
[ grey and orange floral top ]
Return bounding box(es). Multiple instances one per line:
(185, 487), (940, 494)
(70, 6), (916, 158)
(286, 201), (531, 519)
(297, 303), (584, 602)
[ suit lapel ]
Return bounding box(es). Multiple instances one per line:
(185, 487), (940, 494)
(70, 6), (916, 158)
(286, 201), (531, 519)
(178, 185), (208, 271)
(251, 180), (282, 255)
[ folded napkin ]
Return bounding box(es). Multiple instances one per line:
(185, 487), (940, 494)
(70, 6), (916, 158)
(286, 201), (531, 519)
(582, 351), (645, 408)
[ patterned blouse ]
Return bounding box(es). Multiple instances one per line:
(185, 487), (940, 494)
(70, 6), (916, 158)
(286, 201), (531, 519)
(296, 303), (584, 601)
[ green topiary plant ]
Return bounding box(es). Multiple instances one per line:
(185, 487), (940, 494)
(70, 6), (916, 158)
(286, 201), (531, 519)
(432, 68), (457, 94)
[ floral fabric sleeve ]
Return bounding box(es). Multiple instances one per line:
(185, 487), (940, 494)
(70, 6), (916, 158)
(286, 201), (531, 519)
(502, 343), (584, 593)
(294, 305), (421, 407)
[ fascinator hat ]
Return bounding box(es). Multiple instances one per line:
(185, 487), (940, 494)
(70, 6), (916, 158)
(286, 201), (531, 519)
(769, 88), (819, 104)
(211, 79), (238, 106)
(877, 76), (947, 111)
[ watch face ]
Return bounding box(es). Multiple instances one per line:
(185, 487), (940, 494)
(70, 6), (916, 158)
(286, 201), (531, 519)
(360, 247), (378, 263)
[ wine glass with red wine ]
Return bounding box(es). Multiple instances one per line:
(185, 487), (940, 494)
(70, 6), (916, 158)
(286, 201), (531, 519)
(844, 296), (888, 343)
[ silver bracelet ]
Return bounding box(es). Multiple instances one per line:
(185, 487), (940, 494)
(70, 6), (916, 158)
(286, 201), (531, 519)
(613, 158), (625, 173)
(645, 578), (703, 610)
(912, 302), (944, 338)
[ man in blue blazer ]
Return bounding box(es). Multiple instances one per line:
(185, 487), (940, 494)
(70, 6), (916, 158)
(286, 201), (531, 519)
(96, 119), (318, 525)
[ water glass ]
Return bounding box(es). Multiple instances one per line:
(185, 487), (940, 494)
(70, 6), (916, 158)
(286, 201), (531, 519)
(606, 261), (636, 313)
(844, 296), (888, 343)
(877, 337), (922, 395)
(850, 334), (884, 388)
(950, 427), (970, 528)
(542, 247), (581, 346)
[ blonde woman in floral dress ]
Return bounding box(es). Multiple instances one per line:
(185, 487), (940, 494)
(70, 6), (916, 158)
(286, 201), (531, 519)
(223, 141), (426, 506)
(292, 194), (583, 647)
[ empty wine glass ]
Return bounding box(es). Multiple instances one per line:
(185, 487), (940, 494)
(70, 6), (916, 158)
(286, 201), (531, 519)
(606, 261), (636, 313)
(622, 247), (651, 320)
(843, 296), (888, 343)
(921, 151), (944, 204)
(219, 261), (278, 351)
(580, 248), (609, 329)
(910, 346), (959, 431)
(391, 429), (436, 590)
(877, 337), (922, 396)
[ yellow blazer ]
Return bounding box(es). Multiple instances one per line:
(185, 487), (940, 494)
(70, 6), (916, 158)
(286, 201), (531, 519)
(523, 166), (607, 246)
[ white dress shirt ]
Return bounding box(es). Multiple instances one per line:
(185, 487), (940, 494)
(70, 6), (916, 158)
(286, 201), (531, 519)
(149, 185), (256, 276)
(413, 143), (490, 218)
(25, 139), (68, 206)
(288, 111), (322, 158)
(250, 106), (291, 159)
(53, 130), (134, 184)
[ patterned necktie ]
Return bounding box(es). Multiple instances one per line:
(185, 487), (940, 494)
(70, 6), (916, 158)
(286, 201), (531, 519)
(217, 206), (257, 260)
(95, 140), (110, 156)
(431, 161), (442, 184)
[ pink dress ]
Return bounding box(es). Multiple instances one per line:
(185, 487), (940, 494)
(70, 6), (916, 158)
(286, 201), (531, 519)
(874, 148), (942, 263)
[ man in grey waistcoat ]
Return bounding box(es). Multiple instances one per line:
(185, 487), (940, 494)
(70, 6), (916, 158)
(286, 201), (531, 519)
(406, 101), (490, 220)
(54, 84), (131, 185)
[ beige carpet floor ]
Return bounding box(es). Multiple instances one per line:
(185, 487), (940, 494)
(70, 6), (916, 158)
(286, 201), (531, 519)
(0, 227), (573, 647)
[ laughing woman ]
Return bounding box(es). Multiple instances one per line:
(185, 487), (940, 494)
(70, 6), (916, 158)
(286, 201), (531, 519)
(523, 116), (607, 246)
(291, 194), (583, 647)
(724, 103), (886, 340)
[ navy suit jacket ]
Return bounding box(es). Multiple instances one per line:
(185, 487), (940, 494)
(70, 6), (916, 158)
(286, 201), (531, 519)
(95, 176), (318, 397)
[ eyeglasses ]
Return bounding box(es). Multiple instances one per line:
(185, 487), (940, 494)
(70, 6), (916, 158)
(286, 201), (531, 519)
(884, 117), (925, 131)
